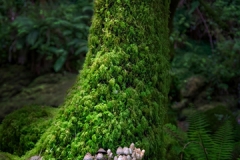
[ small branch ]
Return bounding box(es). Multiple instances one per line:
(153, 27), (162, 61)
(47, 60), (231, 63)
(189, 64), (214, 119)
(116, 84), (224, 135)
(196, 7), (214, 52)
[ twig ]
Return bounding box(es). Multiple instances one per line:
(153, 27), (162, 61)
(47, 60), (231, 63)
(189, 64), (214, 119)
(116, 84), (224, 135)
(196, 7), (214, 52)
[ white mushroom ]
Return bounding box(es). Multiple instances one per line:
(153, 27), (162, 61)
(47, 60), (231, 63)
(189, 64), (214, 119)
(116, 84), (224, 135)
(132, 152), (136, 158)
(122, 155), (127, 160)
(96, 153), (103, 160)
(116, 147), (123, 155)
(107, 149), (111, 155)
(123, 147), (130, 155)
(118, 155), (123, 160)
(108, 152), (113, 159)
(135, 152), (141, 160)
(97, 148), (107, 155)
(130, 143), (135, 151)
(29, 156), (42, 160)
(83, 153), (93, 160)
(126, 155), (132, 160)
(141, 150), (145, 157)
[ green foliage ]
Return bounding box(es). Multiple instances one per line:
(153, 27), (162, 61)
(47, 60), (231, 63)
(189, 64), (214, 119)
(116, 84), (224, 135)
(163, 123), (187, 160)
(183, 112), (234, 160)
(171, 0), (240, 92)
(163, 110), (238, 159)
(172, 38), (240, 91)
(204, 105), (236, 134)
(0, 0), (93, 72)
(0, 106), (58, 156)
(213, 120), (234, 160)
(184, 112), (214, 160)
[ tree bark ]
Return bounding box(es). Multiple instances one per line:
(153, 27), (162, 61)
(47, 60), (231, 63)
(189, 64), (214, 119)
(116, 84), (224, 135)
(23, 0), (170, 159)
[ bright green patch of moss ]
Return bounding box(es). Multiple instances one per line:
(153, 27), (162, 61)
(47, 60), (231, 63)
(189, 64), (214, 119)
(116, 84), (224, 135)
(0, 106), (59, 156)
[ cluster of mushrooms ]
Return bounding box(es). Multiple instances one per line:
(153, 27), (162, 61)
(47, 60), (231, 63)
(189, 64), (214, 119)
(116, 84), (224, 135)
(83, 143), (145, 160)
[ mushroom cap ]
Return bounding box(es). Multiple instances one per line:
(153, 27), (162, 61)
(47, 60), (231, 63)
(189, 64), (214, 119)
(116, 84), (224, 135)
(130, 143), (135, 150)
(129, 148), (133, 154)
(29, 156), (42, 160)
(83, 153), (93, 160)
(107, 149), (111, 154)
(96, 153), (103, 159)
(126, 155), (131, 160)
(135, 148), (141, 154)
(123, 147), (130, 155)
(116, 147), (123, 155)
(108, 152), (113, 158)
(118, 155), (123, 160)
(141, 149), (145, 156)
(97, 148), (107, 154)
(122, 155), (127, 160)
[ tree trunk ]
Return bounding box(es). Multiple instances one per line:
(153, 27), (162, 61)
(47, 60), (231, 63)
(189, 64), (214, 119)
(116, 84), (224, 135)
(24, 0), (170, 159)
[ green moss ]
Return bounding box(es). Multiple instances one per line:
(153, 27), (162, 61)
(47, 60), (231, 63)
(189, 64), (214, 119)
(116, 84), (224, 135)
(0, 106), (58, 156)
(24, 0), (171, 159)
(0, 152), (20, 160)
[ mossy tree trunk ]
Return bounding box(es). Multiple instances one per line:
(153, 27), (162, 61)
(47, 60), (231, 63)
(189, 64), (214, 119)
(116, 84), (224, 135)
(24, 0), (170, 159)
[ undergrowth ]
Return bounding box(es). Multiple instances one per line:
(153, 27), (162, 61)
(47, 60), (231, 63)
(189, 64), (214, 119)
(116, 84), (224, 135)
(164, 111), (236, 160)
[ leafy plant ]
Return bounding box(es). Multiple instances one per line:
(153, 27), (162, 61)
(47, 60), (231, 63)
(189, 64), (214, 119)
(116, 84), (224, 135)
(163, 123), (187, 160)
(171, 0), (240, 93)
(183, 112), (234, 160)
(0, 0), (93, 73)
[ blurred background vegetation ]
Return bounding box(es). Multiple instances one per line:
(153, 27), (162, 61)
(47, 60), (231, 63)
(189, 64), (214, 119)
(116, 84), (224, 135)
(0, 0), (93, 73)
(0, 0), (240, 159)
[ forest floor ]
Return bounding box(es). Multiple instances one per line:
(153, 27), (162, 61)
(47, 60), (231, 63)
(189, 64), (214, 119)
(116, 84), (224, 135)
(0, 65), (77, 122)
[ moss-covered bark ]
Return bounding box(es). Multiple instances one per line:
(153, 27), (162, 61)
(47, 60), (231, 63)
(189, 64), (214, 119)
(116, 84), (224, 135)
(23, 0), (170, 159)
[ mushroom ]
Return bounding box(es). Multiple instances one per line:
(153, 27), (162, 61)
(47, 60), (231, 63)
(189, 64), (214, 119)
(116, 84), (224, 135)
(141, 150), (145, 157)
(135, 153), (141, 160)
(116, 147), (123, 155)
(118, 155), (123, 160)
(29, 156), (42, 160)
(96, 153), (104, 160)
(107, 149), (111, 155)
(97, 148), (107, 155)
(129, 148), (133, 154)
(132, 152), (136, 158)
(126, 155), (131, 160)
(130, 143), (135, 151)
(123, 147), (130, 155)
(122, 155), (127, 160)
(108, 152), (113, 159)
(83, 153), (93, 160)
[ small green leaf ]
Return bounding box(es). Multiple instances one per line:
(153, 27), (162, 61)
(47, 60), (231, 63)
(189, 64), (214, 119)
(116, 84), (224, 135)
(75, 46), (88, 55)
(53, 54), (66, 72)
(26, 30), (39, 46)
(92, 134), (97, 142)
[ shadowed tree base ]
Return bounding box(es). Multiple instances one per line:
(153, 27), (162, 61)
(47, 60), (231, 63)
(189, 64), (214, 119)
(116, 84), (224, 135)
(23, 0), (170, 159)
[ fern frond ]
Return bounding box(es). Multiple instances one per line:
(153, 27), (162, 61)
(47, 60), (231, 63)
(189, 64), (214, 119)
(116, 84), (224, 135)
(163, 123), (186, 160)
(164, 123), (187, 144)
(186, 112), (215, 160)
(213, 120), (234, 160)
